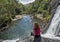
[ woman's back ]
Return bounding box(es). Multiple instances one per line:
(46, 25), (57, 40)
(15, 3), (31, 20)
(34, 27), (41, 35)
(33, 22), (41, 42)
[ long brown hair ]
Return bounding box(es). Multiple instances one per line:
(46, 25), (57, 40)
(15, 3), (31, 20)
(34, 22), (40, 29)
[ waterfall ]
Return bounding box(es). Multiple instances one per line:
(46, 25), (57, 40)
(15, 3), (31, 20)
(46, 5), (60, 35)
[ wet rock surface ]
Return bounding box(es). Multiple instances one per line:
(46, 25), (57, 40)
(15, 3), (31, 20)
(49, 0), (60, 14)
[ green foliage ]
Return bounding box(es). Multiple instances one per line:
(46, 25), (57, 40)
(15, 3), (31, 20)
(0, 0), (8, 4)
(0, 0), (51, 28)
(0, 0), (18, 27)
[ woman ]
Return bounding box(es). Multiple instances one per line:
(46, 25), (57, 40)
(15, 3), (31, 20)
(33, 22), (41, 42)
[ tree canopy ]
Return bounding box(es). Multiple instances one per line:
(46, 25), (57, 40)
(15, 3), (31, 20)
(0, 0), (51, 28)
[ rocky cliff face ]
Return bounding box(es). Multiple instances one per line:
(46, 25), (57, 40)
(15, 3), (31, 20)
(49, 0), (60, 14)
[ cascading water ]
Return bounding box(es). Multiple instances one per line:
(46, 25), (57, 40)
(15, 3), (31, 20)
(41, 6), (60, 40)
(46, 6), (60, 35)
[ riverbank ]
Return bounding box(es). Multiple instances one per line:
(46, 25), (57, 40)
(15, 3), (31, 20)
(0, 14), (47, 32)
(12, 15), (24, 21)
(0, 21), (15, 32)
(0, 15), (22, 31)
(0, 14), (31, 31)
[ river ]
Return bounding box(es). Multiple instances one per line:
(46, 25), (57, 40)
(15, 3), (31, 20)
(0, 15), (43, 40)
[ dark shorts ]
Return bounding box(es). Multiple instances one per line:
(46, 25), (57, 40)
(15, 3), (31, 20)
(34, 35), (41, 42)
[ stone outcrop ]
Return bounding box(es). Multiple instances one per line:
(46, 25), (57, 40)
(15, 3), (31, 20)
(49, 0), (60, 14)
